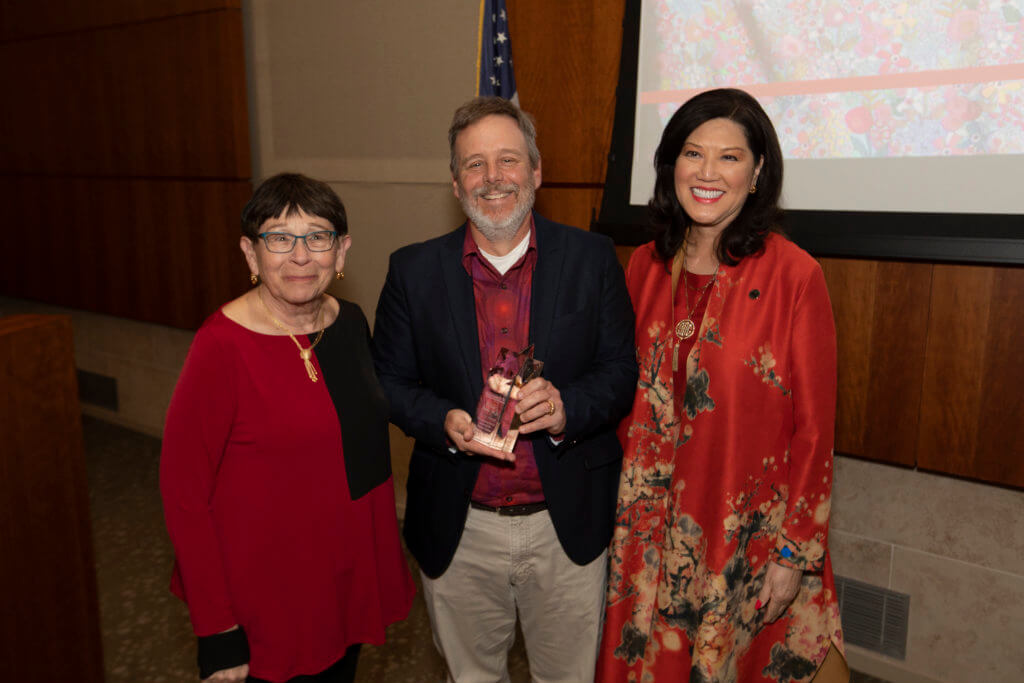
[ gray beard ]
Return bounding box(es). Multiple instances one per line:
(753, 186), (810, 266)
(461, 182), (535, 243)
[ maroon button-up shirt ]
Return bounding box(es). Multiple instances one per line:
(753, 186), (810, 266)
(462, 223), (545, 507)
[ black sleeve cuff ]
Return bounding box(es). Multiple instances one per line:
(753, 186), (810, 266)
(197, 625), (250, 679)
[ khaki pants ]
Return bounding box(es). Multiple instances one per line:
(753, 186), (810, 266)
(421, 507), (607, 683)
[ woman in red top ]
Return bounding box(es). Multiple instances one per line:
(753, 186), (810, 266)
(161, 173), (414, 682)
(597, 89), (847, 682)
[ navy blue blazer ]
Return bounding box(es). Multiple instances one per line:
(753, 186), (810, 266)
(372, 213), (637, 578)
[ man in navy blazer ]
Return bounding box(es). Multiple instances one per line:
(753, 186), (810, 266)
(373, 97), (636, 682)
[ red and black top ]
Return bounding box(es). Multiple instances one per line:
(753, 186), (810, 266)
(160, 298), (414, 682)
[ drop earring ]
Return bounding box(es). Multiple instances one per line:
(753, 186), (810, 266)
(250, 273), (259, 285)
(336, 271), (344, 280)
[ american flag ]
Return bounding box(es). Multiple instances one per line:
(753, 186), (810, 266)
(477, 0), (518, 102)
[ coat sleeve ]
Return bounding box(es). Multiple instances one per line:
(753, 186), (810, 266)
(159, 326), (239, 635)
(773, 263), (837, 573)
(372, 252), (461, 454)
(558, 240), (638, 444)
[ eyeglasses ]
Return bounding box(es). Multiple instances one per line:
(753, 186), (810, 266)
(258, 230), (338, 253)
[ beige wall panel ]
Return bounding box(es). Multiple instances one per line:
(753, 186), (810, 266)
(248, 0), (478, 183)
(827, 530), (892, 588)
(832, 454), (1024, 681)
(832, 455), (1024, 577)
(323, 182), (464, 327)
(891, 546), (1024, 682)
(844, 648), (943, 683)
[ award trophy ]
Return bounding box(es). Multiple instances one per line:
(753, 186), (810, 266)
(471, 345), (544, 455)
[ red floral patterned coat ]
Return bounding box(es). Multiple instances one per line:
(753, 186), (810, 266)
(598, 235), (844, 682)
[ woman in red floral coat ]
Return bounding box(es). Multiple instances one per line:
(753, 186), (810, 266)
(597, 89), (847, 682)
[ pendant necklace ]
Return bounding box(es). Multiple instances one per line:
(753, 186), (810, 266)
(676, 269), (716, 340)
(672, 250), (716, 341)
(670, 248), (717, 371)
(257, 288), (326, 382)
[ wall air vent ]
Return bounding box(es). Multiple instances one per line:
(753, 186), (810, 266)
(77, 369), (118, 411)
(835, 575), (910, 660)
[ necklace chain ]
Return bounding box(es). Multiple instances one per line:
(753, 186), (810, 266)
(676, 253), (716, 342)
(682, 266), (715, 319)
(256, 288), (326, 382)
(671, 244), (717, 372)
(686, 275), (716, 294)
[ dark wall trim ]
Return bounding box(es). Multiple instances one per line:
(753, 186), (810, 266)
(785, 210), (1024, 264)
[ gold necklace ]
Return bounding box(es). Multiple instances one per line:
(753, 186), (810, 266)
(674, 255), (716, 341)
(256, 288), (326, 382)
(670, 248), (717, 372)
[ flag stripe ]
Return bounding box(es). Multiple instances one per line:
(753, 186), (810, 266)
(475, 0), (486, 97)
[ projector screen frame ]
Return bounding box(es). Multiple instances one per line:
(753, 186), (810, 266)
(593, 0), (1024, 266)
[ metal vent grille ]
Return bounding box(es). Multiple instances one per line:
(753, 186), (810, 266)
(835, 575), (910, 660)
(77, 369), (118, 411)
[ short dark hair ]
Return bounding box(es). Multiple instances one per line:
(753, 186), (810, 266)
(649, 88), (783, 265)
(448, 96), (540, 175)
(240, 173), (348, 241)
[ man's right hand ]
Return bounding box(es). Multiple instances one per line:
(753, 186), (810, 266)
(444, 409), (514, 461)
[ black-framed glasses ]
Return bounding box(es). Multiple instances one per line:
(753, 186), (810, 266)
(258, 230), (338, 253)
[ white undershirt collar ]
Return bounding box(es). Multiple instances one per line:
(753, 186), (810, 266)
(478, 231), (531, 275)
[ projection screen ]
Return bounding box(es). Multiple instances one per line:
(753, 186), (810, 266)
(597, 0), (1024, 263)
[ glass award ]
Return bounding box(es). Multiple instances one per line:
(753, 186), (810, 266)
(471, 345), (544, 455)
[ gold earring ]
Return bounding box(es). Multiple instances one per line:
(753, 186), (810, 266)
(250, 273), (258, 285)
(749, 183), (757, 194)
(336, 271), (344, 280)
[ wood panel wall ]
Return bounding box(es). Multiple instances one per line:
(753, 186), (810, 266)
(507, 0), (625, 231)
(917, 264), (1024, 487)
(818, 258), (932, 467)
(0, 315), (103, 681)
(820, 259), (1023, 487)
(0, 0), (250, 329)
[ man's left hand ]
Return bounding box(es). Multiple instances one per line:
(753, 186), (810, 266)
(514, 378), (566, 436)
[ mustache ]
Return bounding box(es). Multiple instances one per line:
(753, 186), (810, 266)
(473, 182), (519, 198)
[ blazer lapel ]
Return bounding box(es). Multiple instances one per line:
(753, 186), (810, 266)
(439, 225), (484, 401)
(529, 214), (565, 363)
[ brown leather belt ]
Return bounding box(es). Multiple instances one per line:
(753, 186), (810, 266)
(470, 500), (548, 516)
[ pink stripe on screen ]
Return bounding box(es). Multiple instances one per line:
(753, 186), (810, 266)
(639, 63), (1024, 104)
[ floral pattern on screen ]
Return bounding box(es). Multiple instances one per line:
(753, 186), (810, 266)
(646, 0), (1024, 158)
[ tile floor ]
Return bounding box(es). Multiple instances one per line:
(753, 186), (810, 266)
(82, 417), (887, 682)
